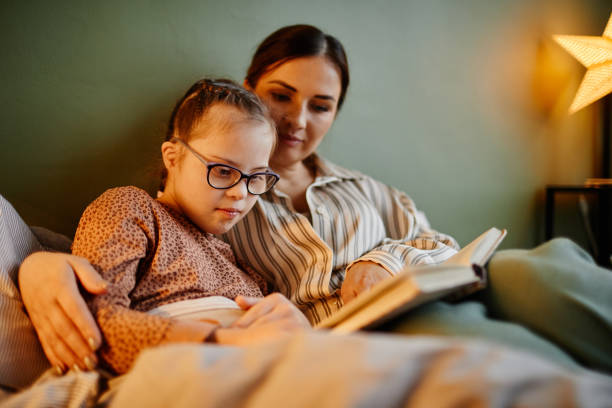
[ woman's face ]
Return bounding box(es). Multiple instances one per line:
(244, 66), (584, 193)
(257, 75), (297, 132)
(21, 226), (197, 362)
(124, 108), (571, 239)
(252, 55), (342, 169)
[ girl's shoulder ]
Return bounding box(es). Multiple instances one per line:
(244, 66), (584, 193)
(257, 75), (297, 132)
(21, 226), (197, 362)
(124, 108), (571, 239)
(92, 186), (154, 206)
(84, 186), (158, 220)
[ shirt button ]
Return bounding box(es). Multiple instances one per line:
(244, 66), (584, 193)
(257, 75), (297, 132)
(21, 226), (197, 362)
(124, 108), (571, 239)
(316, 206), (326, 215)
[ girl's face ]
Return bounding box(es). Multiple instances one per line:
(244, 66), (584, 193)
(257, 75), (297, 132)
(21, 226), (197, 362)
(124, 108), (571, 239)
(252, 55), (342, 169)
(161, 104), (275, 235)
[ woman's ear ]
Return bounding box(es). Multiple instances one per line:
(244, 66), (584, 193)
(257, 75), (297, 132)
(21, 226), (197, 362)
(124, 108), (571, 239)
(161, 140), (180, 172)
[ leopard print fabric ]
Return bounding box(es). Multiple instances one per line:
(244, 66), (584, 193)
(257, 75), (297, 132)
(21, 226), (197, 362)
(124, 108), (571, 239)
(72, 186), (264, 373)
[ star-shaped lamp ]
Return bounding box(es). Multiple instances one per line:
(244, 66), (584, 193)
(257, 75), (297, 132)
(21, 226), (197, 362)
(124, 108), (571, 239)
(554, 13), (612, 181)
(554, 13), (612, 114)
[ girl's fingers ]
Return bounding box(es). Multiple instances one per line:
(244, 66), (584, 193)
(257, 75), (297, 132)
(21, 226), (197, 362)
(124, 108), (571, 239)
(232, 296), (279, 328)
(235, 295), (260, 310)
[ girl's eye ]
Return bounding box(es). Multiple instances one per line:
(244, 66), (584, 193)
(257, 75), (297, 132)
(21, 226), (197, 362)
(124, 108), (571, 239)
(212, 167), (234, 178)
(271, 92), (290, 102)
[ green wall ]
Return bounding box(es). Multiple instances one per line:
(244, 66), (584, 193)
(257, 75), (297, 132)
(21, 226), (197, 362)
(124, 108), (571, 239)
(1, 0), (609, 248)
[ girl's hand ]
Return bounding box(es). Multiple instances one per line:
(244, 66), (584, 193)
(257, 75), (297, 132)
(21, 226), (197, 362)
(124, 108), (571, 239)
(18, 252), (108, 372)
(232, 293), (310, 330)
(212, 293), (310, 346)
(340, 261), (391, 305)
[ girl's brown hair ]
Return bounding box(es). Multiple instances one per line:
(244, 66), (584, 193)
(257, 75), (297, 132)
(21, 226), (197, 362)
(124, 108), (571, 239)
(159, 78), (275, 190)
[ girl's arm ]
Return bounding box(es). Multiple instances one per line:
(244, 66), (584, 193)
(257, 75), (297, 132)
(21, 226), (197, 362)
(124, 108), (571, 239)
(69, 187), (188, 374)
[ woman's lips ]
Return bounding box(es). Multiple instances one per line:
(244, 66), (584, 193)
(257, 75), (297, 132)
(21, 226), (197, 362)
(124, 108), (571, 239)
(280, 133), (303, 147)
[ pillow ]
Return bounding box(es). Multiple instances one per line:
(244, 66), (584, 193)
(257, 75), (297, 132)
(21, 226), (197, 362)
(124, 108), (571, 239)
(0, 195), (50, 390)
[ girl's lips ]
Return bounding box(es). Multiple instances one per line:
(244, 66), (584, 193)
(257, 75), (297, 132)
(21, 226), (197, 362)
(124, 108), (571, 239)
(217, 208), (241, 218)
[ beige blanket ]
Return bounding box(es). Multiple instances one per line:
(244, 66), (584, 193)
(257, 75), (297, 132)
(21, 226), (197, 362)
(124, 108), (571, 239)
(3, 332), (611, 408)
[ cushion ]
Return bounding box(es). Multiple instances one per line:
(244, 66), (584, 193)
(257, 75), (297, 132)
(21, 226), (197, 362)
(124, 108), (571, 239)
(0, 195), (50, 390)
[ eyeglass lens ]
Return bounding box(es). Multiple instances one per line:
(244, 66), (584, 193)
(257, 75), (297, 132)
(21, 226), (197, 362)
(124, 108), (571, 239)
(208, 165), (276, 194)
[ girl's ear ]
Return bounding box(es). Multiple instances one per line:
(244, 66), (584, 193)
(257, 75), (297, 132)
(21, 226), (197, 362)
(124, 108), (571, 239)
(161, 140), (181, 171)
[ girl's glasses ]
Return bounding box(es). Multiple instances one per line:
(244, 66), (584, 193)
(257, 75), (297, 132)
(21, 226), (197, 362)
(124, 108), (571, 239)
(172, 138), (279, 195)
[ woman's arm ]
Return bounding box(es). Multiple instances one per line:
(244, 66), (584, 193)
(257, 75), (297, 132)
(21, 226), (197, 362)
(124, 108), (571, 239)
(340, 179), (460, 303)
(19, 252), (107, 372)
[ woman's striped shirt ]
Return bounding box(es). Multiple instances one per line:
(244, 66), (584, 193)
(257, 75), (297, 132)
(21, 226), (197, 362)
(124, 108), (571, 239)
(225, 155), (459, 324)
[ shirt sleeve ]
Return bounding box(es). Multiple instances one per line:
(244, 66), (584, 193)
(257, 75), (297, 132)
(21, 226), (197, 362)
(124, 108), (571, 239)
(346, 178), (460, 276)
(71, 187), (175, 374)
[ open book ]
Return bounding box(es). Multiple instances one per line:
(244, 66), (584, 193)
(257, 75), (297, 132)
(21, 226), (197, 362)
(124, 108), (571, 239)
(315, 227), (507, 333)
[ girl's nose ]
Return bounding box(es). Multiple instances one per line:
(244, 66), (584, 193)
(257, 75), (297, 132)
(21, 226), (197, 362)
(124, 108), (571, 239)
(226, 178), (248, 200)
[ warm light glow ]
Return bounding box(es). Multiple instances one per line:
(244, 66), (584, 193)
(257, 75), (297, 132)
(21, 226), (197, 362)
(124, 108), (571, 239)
(554, 13), (612, 114)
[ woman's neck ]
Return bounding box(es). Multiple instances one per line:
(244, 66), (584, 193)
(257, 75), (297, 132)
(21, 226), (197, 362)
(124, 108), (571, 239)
(273, 158), (316, 187)
(271, 159), (316, 212)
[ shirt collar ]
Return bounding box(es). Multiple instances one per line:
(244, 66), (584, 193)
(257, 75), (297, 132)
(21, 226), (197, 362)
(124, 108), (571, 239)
(308, 153), (364, 182)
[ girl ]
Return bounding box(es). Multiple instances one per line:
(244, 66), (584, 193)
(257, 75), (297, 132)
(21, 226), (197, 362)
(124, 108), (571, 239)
(70, 78), (309, 374)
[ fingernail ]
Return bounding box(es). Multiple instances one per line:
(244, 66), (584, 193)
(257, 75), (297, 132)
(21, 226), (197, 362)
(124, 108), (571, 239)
(72, 364), (81, 373)
(54, 365), (64, 376)
(84, 356), (95, 370)
(88, 337), (97, 350)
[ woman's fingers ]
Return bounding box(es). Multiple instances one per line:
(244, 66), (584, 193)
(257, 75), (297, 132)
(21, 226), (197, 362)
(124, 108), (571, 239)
(56, 278), (103, 351)
(34, 311), (83, 372)
(40, 298), (97, 370)
(68, 256), (108, 295)
(18, 252), (102, 370)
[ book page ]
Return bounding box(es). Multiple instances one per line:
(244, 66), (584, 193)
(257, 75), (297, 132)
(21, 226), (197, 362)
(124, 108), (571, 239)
(443, 228), (506, 266)
(316, 227), (506, 331)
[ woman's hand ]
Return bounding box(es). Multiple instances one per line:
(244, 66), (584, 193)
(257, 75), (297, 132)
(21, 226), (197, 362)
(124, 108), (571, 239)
(18, 252), (108, 372)
(340, 261), (391, 305)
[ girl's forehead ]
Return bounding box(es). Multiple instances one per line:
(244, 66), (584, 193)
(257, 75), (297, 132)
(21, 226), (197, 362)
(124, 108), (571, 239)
(190, 115), (274, 155)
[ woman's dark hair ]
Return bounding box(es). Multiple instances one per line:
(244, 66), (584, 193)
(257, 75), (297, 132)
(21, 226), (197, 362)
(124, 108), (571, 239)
(245, 24), (350, 110)
(159, 78), (274, 190)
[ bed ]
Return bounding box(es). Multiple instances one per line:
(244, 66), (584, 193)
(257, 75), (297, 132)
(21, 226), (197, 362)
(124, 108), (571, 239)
(1, 194), (611, 407)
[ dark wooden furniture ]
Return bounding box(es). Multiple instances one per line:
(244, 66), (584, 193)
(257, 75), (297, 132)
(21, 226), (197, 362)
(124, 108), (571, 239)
(545, 184), (612, 268)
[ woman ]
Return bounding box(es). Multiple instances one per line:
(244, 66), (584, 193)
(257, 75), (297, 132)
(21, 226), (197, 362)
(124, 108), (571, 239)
(19, 25), (612, 373)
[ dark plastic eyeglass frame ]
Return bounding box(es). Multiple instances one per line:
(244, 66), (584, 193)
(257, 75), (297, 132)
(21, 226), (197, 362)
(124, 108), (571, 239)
(172, 137), (279, 195)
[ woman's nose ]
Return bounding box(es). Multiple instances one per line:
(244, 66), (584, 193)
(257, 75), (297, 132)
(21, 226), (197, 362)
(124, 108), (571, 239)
(285, 102), (307, 130)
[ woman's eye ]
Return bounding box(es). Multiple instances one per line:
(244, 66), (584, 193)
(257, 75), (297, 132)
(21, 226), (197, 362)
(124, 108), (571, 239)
(271, 92), (290, 102)
(312, 104), (331, 113)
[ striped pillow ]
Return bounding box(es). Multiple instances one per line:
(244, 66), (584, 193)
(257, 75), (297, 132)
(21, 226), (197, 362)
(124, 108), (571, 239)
(0, 195), (50, 390)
